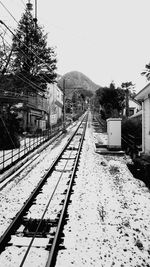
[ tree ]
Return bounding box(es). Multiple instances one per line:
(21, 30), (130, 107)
(141, 62), (150, 80)
(12, 7), (57, 90)
(79, 88), (93, 99)
(0, 111), (21, 149)
(72, 91), (79, 113)
(121, 82), (135, 117)
(95, 83), (125, 119)
(0, 30), (13, 75)
(0, 6), (57, 146)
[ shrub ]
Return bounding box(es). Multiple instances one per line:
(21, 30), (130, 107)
(122, 117), (141, 135)
(122, 116), (142, 145)
(0, 113), (20, 149)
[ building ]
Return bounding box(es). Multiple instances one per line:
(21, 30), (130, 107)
(135, 83), (150, 154)
(123, 98), (141, 117)
(23, 91), (49, 132)
(47, 83), (63, 126)
(0, 78), (64, 133)
(0, 84), (49, 133)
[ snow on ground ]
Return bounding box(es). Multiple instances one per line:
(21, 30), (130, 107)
(0, 247), (48, 267)
(55, 113), (150, 267)
(0, 113), (150, 266)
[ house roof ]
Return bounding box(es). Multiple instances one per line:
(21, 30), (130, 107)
(129, 98), (141, 106)
(135, 82), (150, 101)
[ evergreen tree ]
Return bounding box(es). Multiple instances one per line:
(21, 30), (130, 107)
(12, 8), (57, 90)
(0, 31), (14, 75)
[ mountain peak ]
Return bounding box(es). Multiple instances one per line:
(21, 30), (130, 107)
(57, 71), (101, 92)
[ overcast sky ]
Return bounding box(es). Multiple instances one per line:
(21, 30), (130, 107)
(1, 0), (150, 91)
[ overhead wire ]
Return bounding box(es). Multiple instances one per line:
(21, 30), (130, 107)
(0, 0), (19, 25)
(20, 0), (26, 8)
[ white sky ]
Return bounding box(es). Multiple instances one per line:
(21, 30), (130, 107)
(1, 0), (150, 92)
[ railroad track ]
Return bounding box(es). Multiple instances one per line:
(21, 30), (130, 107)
(92, 113), (107, 133)
(0, 113), (88, 267)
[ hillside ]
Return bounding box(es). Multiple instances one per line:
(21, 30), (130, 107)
(57, 71), (100, 94)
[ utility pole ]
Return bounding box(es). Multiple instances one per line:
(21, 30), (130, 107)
(26, 1), (33, 129)
(33, 0), (38, 74)
(33, 0), (38, 27)
(62, 79), (67, 133)
(125, 88), (129, 118)
(26, 0), (33, 11)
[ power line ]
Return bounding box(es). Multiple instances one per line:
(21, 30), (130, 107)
(20, 0), (26, 8)
(0, 1), (19, 25)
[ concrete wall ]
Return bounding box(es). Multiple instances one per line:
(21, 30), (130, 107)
(143, 98), (150, 154)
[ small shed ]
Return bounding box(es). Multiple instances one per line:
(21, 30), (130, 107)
(135, 83), (150, 154)
(107, 118), (122, 150)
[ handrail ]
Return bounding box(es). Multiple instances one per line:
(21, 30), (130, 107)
(0, 125), (62, 174)
(121, 133), (142, 158)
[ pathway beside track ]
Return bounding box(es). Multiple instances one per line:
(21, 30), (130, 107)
(55, 112), (150, 267)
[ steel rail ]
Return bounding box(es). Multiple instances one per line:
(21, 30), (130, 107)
(94, 114), (107, 132)
(46, 115), (88, 267)
(19, 143), (76, 267)
(20, 114), (88, 266)
(0, 114), (87, 251)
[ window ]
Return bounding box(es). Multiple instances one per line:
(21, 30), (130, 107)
(129, 108), (134, 116)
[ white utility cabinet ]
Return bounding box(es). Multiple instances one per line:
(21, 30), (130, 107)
(107, 118), (122, 150)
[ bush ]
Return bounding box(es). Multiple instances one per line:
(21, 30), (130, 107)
(35, 128), (42, 135)
(122, 116), (142, 144)
(57, 117), (62, 126)
(0, 113), (20, 149)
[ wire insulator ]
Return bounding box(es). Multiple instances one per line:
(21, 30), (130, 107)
(26, 2), (33, 11)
